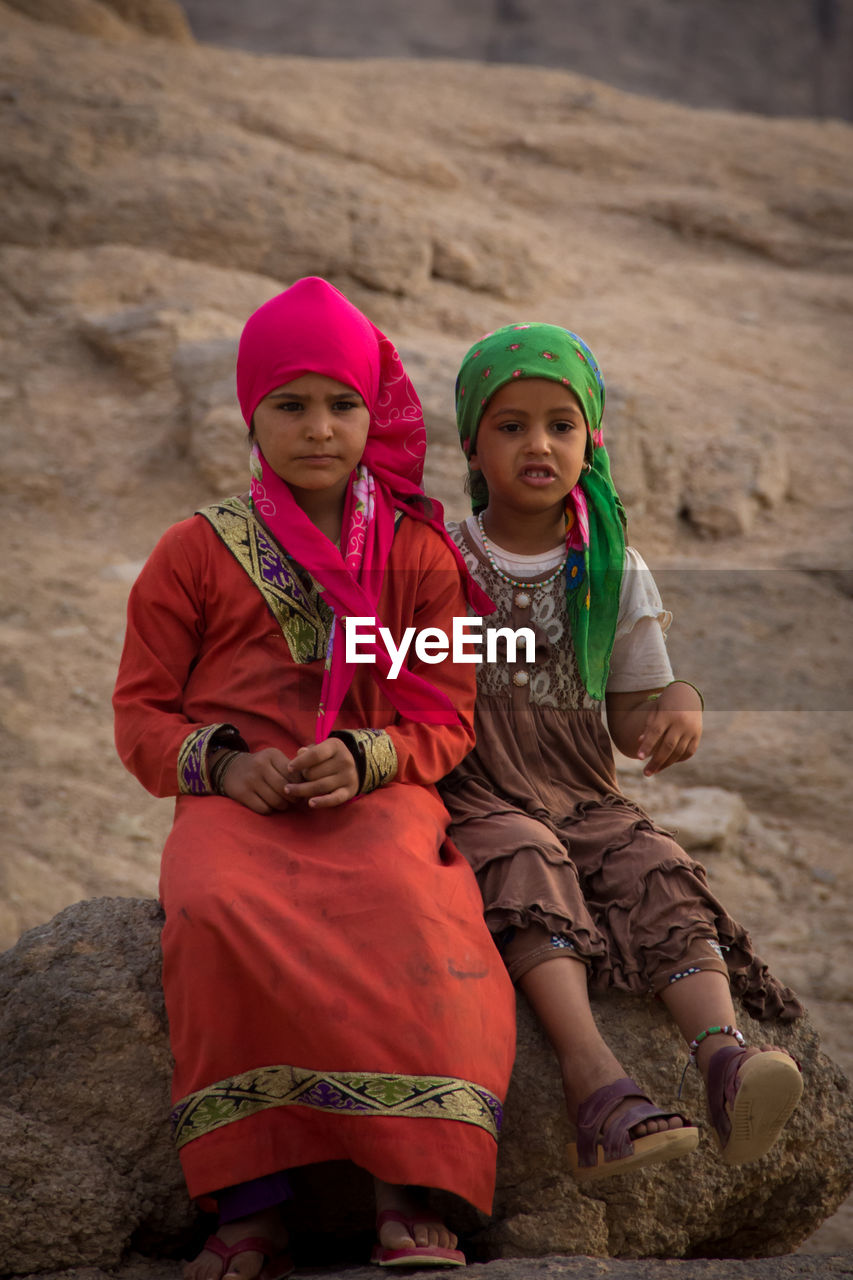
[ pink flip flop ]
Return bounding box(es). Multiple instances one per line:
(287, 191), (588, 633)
(370, 1209), (465, 1268)
(201, 1233), (295, 1280)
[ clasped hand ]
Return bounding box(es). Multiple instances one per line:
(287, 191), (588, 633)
(218, 740), (358, 814)
(637, 682), (703, 776)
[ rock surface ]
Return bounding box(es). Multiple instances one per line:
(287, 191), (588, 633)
(1, 0), (852, 1266)
(178, 0), (853, 121)
(5, 0), (192, 43)
(1, 897), (851, 1276)
(0, 900), (187, 1276)
(14, 1257), (853, 1280)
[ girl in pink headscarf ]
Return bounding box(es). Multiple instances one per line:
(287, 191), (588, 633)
(114, 278), (515, 1276)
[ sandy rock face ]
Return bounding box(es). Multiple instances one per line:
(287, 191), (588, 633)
(4, 0), (192, 43)
(178, 0), (853, 122)
(1, 896), (851, 1273)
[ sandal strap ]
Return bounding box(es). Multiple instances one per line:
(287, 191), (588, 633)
(598, 1099), (683, 1161)
(575, 1076), (686, 1167)
(576, 1077), (645, 1135)
(204, 1236), (275, 1266)
(706, 1044), (747, 1147)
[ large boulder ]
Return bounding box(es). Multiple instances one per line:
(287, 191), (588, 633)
(0, 899), (191, 1276)
(2, 897), (851, 1275)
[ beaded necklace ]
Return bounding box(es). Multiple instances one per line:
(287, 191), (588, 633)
(476, 511), (567, 610)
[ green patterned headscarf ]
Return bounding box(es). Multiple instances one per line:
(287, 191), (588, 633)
(455, 323), (626, 700)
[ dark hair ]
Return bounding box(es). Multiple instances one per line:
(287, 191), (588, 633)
(397, 493), (437, 522)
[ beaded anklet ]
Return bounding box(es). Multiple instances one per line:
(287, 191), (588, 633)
(688, 1024), (746, 1067)
(678, 1024), (746, 1097)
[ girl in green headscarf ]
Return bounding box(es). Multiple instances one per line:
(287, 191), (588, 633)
(439, 322), (804, 1181)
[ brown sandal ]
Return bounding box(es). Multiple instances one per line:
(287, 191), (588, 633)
(707, 1046), (802, 1165)
(567, 1076), (699, 1181)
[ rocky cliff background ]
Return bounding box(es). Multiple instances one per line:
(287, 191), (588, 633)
(1, 0), (851, 1266)
(179, 0), (853, 121)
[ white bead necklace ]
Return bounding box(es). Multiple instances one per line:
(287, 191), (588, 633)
(476, 511), (567, 610)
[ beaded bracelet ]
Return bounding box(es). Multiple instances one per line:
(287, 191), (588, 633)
(688, 1024), (746, 1066)
(646, 679), (705, 711)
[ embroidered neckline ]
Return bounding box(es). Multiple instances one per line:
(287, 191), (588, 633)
(197, 497), (333, 664)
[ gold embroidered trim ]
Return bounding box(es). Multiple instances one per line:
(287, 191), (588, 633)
(177, 723), (224, 795)
(170, 1062), (503, 1150)
(332, 728), (398, 793)
(198, 498), (333, 664)
(356, 728), (398, 792)
(177, 723), (248, 795)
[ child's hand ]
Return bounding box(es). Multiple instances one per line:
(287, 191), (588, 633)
(219, 747), (292, 814)
(284, 739), (359, 809)
(637, 682), (703, 776)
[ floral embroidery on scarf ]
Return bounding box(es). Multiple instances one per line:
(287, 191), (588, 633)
(343, 465), (374, 567)
(565, 549), (586, 591)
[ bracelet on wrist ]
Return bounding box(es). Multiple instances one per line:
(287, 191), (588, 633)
(646, 679), (705, 711)
(210, 748), (243, 796)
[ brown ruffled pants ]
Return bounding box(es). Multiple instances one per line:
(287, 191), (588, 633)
(450, 801), (803, 1021)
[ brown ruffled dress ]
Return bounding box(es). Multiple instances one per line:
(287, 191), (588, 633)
(439, 520), (803, 1023)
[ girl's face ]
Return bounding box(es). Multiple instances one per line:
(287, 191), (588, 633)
(252, 373), (371, 502)
(469, 377), (589, 518)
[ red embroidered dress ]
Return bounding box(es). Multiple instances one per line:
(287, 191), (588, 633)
(113, 500), (516, 1214)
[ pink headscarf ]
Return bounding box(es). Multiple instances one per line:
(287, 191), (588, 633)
(236, 276), (493, 738)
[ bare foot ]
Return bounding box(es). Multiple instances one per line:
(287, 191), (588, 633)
(183, 1209), (289, 1280)
(605, 1096), (685, 1139)
(566, 1076), (686, 1143)
(374, 1179), (459, 1253)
